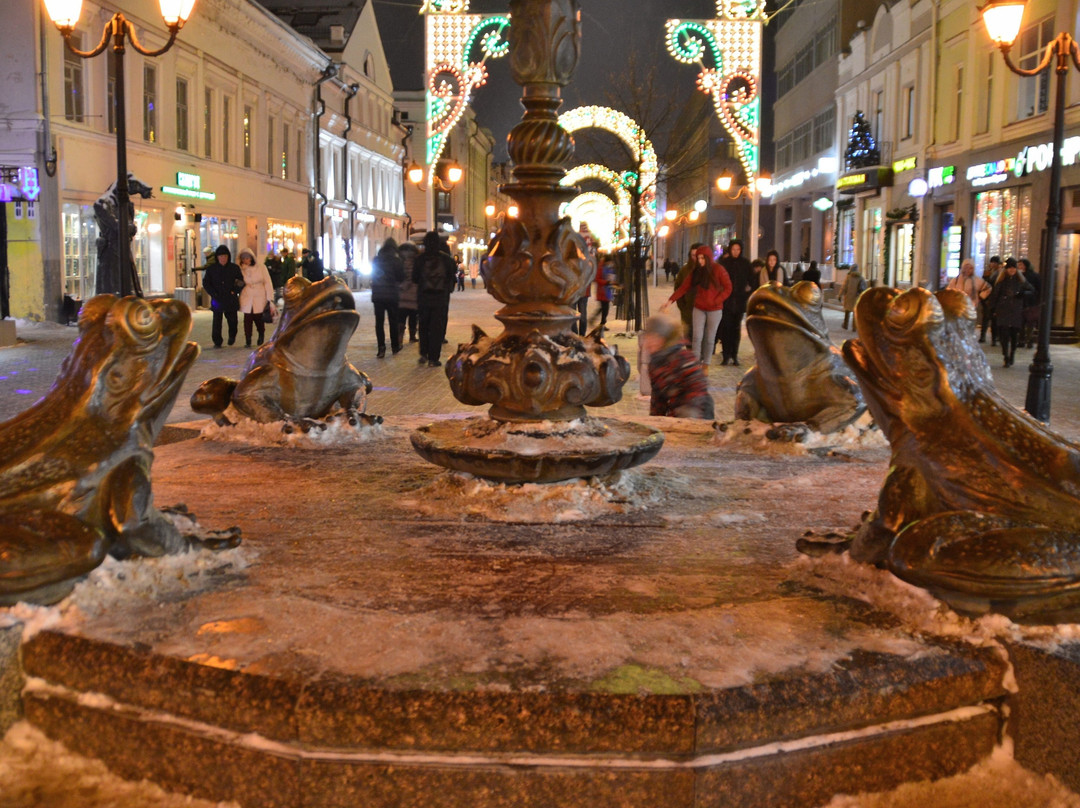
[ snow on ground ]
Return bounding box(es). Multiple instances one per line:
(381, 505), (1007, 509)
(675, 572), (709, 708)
(0, 721), (238, 808)
(199, 415), (385, 447)
(400, 466), (692, 522)
(0, 545), (253, 641)
(714, 416), (888, 454)
(820, 745), (1080, 808)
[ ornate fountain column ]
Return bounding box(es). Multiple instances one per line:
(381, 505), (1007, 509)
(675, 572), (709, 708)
(411, 0), (663, 483)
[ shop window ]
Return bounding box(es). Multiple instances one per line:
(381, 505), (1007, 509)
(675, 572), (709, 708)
(64, 36), (85, 123)
(1016, 17), (1054, 120)
(62, 203), (98, 300)
(143, 64), (157, 143)
(972, 186), (1032, 273)
(176, 78), (189, 151)
(243, 105), (252, 168)
(838, 206), (855, 267)
(890, 223), (914, 285)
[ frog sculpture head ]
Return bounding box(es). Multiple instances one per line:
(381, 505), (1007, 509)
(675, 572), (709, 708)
(0, 295), (236, 606)
(842, 286), (1080, 618)
(735, 281), (864, 434)
(191, 275), (374, 426)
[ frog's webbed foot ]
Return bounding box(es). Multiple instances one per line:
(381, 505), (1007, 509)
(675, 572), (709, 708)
(766, 422), (813, 443)
(282, 416), (327, 435)
(158, 504), (242, 551)
(0, 511), (108, 606)
(888, 511), (1080, 611)
(337, 408), (382, 427)
(796, 529), (855, 557)
(807, 402), (867, 435)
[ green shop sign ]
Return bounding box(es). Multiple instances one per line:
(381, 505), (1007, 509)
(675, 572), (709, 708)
(161, 171), (216, 201)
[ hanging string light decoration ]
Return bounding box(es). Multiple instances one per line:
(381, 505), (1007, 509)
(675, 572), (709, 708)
(561, 163), (637, 249)
(424, 2), (511, 181)
(557, 106), (658, 236)
(666, 0), (766, 182)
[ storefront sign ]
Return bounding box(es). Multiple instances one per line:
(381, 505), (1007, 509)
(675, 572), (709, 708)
(161, 171), (216, 200)
(945, 225), (962, 278)
(892, 156), (917, 173)
(0, 166), (40, 202)
(356, 212), (376, 223)
(966, 159), (1012, 187)
(927, 166), (955, 189)
(1013, 136), (1080, 177)
(836, 167), (893, 195)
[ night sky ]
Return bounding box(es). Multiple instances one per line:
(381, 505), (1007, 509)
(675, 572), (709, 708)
(371, 0), (724, 159)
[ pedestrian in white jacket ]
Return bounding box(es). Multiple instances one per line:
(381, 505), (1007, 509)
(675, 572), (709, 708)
(238, 248), (276, 347)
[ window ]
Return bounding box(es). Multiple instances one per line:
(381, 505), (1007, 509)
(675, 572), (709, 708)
(176, 78), (189, 151)
(143, 65), (157, 142)
(873, 90), (884, 142)
(813, 107), (834, 154)
(977, 53), (993, 134)
(436, 190), (451, 214)
(243, 105), (252, 168)
(296, 132), (303, 183)
(282, 124), (289, 180)
(267, 116), (275, 175)
(222, 96), (230, 163)
(902, 86), (915, 140)
(63, 39), (84, 123)
(954, 66), (964, 141)
(792, 120), (813, 163)
(107, 57), (117, 133)
(203, 88), (212, 158)
(1016, 16), (1054, 120)
(776, 17), (837, 99)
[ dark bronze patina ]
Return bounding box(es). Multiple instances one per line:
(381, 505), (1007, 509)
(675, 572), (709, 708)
(844, 286), (1080, 618)
(0, 295), (238, 606)
(412, 0), (662, 483)
(736, 281), (865, 434)
(191, 276), (376, 428)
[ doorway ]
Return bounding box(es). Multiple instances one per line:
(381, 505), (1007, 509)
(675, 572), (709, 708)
(1055, 232), (1080, 330)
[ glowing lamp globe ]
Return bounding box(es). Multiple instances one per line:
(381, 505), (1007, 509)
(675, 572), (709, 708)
(980, 0), (1026, 47)
(407, 162), (424, 185)
(44, 0), (83, 29)
(484, 203), (496, 217)
(694, 199), (708, 213)
(507, 205), (519, 219)
(159, 0), (197, 27)
(657, 225), (670, 238)
(716, 175), (733, 192)
(664, 209), (677, 222)
(446, 162), (464, 185)
(755, 177), (773, 195)
(689, 210), (700, 222)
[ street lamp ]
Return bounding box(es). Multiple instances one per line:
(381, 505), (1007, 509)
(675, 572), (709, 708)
(980, 0), (1080, 422)
(44, 0), (197, 297)
(407, 158), (464, 233)
(715, 172), (769, 259)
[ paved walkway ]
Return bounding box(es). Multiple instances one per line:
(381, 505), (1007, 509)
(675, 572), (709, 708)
(2, 281), (1080, 439)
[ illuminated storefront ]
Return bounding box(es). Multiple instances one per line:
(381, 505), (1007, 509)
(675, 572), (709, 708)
(971, 187), (1031, 274)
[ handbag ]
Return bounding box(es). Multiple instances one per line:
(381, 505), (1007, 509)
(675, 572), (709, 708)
(262, 302), (274, 324)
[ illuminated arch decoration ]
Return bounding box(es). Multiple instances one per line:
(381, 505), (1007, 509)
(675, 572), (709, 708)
(423, 2), (510, 181)
(561, 164), (634, 250)
(557, 106), (658, 236)
(666, 0), (766, 181)
(562, 192), (624, 252)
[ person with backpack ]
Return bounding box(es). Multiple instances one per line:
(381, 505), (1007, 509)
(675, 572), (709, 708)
(413, 231), (457, 367)
(370, 238), (405, 358)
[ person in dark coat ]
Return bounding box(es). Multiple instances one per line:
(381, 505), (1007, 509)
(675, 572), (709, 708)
(980, 255), (1002, 344)
(1018, 258), (1041, 348)
(202, 244), (244, 348)
(301, 248), (325, 282)
(397, 241), (420, 345)
(412, 231), (457, 367)
(370, 238), (405, 357)
(672, 244), (703, 341)
(987, 258), (1033, 367)
(802, 260), (821, 287)
(717, 238), (752, 366)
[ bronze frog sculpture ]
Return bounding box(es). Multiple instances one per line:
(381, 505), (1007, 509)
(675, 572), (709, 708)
(0, 295), (239, 606)
(191, 276), (376, 428)
(844, 286), (1080, 617)
(735, 281), (865, 435)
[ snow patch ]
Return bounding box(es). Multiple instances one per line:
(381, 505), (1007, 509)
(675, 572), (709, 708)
(199, 415), (384, 447)
(714, 417), (887, 454)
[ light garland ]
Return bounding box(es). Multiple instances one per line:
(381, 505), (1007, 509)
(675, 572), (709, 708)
(666, 1), (765, 181)
(562, 192), (628, 252)
(557, 106), (658, 234)
(424, 7), (510, 185)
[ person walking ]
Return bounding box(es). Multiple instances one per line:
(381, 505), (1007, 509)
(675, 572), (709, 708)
(672, 244), (703, 341)
(237, 248), (275, 347)
(301, 248), (325, 282)
(718, 238), (752, 366)
(202, 245), (244, 348)
(753, 249), (788, 288)
(840, 264), (867, 330)
(1019, 258), (1041, 348)
(397, 241), (420, 345)
(946, 259), (990, 309)
(456, 256), (466, 292)
(413, 231), (457, 367)
(980, 255), (1002, 344)
(264, 250), (285, 298)
(593, 254), (616, 336)
(987, 258), (1033, 367)
(643, 315), (715, 420)
(661, 244), (732, 367)
(371, 237), (405, 358)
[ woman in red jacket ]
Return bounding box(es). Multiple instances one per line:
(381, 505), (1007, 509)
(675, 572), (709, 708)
(660, 244), (732, 366)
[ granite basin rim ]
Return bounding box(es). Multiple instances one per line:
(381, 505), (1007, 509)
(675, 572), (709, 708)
(410, 417), (665, 484)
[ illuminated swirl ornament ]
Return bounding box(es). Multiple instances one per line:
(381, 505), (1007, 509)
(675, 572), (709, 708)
(557, 107), (658, 237)
(424, 6), (511, 182)
(666, 0), (766, 181)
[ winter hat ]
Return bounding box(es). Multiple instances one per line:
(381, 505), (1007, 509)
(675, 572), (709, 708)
(203, 246), (215, 258)
(215, 245), (231, 259)
(238, 248), (256, 265)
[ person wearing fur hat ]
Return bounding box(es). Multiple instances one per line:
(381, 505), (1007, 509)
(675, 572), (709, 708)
(238, 247), (275, 347)
(643, 315), (715, 419)
(660, 244), (732, 367)
(202, 244), (244, 348)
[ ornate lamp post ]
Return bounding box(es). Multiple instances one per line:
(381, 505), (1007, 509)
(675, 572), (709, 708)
(980, 0), (1080, 423)
(411, 0), (663, 484)
(44, 0), (195, 298)
(407, 158), (464, 232)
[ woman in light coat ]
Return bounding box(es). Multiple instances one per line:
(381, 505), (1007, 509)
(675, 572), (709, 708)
(238, 247), (275, 347)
